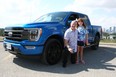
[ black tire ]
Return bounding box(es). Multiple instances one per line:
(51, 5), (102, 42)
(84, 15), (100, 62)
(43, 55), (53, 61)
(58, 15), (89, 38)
(91, 36), (100, 50)
(42, 39), (62, 65)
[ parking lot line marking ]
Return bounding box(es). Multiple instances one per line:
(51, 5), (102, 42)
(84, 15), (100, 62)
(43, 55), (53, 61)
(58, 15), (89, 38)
(101, 48), (116, 55)
(1, 54), (13, 62)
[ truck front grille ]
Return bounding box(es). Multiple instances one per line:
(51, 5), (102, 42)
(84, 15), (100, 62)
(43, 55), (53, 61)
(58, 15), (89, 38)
(4, 27), (28, 41)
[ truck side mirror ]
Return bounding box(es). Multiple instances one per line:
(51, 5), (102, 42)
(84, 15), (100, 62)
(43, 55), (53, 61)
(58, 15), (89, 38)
(67, 20), (72, 26)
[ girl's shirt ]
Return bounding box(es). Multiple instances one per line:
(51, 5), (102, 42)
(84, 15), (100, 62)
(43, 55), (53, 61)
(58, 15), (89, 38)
(77, 26), (88, 42)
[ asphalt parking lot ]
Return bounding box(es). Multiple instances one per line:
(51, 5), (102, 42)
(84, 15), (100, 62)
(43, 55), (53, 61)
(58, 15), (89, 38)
(0, 42), (116, 77)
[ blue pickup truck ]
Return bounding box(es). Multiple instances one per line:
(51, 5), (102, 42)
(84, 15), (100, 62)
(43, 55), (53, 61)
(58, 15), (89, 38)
(3, 11), (102, 65)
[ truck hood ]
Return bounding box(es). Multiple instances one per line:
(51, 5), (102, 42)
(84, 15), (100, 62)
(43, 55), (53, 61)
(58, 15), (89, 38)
(5, 22), (62, 28)
(24, 22), (61, 28)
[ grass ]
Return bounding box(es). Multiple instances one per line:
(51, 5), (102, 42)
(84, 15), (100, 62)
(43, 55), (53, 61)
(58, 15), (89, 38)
(100, 39), (116, 43)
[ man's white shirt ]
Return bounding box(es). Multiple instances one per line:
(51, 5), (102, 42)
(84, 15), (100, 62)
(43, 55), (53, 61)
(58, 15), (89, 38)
(64, 28), (78, 53)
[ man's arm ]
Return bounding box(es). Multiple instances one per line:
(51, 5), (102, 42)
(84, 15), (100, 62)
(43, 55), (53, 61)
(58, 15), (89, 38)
(64, 39), (70, 48)
(64, 39), (73, 53)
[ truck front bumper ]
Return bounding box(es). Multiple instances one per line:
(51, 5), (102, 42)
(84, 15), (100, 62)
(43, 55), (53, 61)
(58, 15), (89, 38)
(3, 42), (44, 55)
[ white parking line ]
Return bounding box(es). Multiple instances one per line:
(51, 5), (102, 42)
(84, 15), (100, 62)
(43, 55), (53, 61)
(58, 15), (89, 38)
(101, 48), (116, 55)
(100, 45), (116, 48)
(1, 54), (13, 62)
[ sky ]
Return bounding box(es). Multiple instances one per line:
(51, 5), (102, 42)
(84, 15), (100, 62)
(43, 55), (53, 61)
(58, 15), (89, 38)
(0, 0), (116, 29)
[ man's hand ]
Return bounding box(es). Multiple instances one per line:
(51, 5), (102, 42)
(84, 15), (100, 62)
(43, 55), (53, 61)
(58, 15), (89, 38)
(64, 39), (73, 53)
(68, 48), (73, 53)
(86, 42), (89, 46)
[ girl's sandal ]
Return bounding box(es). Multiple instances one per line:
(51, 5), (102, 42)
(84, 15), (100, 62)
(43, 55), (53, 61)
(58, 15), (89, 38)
(76, 61), (79, 64)
(80, 60), (85, 64)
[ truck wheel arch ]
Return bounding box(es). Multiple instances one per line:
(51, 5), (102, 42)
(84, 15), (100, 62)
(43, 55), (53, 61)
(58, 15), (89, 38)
(44, 35), (64, 49)
(91, 33), (100, 50)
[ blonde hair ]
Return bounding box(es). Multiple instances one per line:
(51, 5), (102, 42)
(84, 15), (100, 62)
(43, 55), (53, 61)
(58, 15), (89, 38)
(71, 20), (77, 27)
(76, 18), (86, 28)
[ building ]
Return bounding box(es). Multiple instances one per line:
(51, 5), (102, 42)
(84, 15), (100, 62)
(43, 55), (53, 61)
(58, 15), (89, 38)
(103, 26), (116, 39)
(105, 26), (116, 33)
(113, 26), (116, 33)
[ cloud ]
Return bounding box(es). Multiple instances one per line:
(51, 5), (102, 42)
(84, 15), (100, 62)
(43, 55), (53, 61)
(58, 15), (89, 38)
(64, 0), (116, 29)
(74, 0), (116, 8)
(0, 0), (116, 29)
(0, 0), (41, 27)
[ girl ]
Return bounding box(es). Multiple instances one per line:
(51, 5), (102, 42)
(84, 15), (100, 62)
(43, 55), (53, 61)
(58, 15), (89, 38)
(76, 18), (89, 64)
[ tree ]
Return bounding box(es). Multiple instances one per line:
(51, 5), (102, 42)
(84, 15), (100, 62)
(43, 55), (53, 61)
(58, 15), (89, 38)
(102, 32), (109, 39)
(0, 28), (4, 36)
(111, 33), (116, 35)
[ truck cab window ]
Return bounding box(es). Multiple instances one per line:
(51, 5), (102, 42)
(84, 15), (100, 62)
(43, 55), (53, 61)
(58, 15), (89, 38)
(67, 14), (78, 26)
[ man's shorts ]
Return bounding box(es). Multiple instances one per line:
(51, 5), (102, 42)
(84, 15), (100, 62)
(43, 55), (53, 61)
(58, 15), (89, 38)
(77, 41), (84, 46)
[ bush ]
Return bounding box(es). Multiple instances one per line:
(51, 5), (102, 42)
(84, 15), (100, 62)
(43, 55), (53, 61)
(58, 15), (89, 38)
(0, 28), (4, 36)
(100, 39), (116, 43)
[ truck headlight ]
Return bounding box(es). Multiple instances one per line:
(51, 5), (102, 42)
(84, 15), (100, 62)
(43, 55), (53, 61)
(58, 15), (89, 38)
(25, 28), (42, 41)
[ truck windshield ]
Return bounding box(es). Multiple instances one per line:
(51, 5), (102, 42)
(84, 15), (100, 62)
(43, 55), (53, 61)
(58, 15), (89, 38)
(34, 12), (67, 22)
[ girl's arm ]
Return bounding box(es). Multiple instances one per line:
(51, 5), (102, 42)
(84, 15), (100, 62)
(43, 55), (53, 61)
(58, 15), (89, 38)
(85, 28), (90, 45)
(85, 34), (89, 45)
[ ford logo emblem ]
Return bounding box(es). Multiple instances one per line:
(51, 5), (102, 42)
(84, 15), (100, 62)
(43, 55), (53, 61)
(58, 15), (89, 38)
(8, 32), (12, 37)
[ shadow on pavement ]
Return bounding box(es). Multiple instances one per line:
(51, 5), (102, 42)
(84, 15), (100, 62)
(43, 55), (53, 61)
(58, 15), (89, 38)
(13, 46), (116, 74)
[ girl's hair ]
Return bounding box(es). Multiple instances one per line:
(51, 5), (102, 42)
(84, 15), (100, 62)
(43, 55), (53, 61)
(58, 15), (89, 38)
(77, 18), (86, 28)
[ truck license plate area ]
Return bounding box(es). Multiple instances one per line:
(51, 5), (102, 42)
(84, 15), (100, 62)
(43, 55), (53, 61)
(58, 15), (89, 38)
(6, 43), (12, 50)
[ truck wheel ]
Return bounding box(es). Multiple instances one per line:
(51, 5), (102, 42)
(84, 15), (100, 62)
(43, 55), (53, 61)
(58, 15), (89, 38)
(91, 36), (100, 50)
(42, 39), (62, 65)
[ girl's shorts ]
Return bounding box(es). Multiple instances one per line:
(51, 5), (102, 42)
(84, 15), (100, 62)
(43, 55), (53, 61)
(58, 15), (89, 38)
(77, 41), (84, 46)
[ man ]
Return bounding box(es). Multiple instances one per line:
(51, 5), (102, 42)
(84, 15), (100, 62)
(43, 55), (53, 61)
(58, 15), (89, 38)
(62, 20), (78, 67)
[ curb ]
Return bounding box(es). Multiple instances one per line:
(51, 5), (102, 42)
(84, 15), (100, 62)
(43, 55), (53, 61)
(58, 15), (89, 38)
(100, 43), (116, 46)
